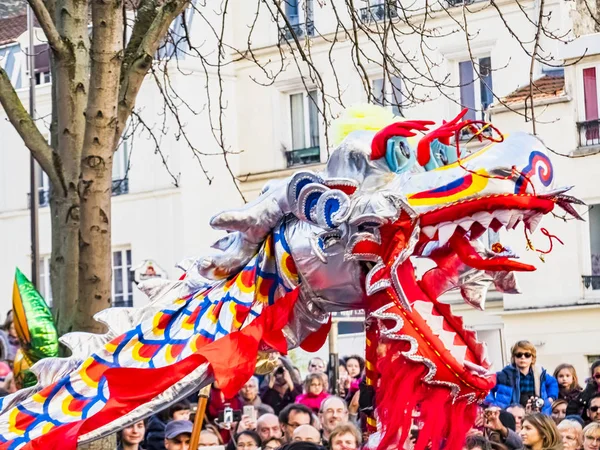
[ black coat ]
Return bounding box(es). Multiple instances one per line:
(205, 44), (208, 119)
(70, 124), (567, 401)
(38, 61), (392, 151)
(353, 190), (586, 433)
(144, 414), (166, 450)
(566, 381), (599, 420)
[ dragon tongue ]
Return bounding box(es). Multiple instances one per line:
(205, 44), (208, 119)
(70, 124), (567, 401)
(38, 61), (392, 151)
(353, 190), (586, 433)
(449, 229), (535, 272)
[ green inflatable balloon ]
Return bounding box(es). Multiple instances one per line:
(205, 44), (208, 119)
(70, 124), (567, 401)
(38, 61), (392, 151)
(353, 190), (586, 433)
(12, 268), (58, 387)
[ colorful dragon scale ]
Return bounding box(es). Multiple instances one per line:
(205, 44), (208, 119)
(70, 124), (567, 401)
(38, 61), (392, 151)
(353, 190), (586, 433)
(0, 107), (582, 450)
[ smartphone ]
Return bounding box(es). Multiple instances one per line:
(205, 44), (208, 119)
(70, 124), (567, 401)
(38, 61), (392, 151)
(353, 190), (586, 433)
(218, 407), (242, 424)
(243, 405), (256, 421)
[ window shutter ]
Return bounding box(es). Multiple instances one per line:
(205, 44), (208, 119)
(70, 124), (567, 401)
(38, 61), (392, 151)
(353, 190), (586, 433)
(583, 67), (599, 121)
(459, 61), (476, 121)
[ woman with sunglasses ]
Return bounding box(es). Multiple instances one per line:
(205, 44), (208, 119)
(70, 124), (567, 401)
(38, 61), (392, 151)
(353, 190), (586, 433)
(485, 340), (558, 415)
(567, 360), (600, 420)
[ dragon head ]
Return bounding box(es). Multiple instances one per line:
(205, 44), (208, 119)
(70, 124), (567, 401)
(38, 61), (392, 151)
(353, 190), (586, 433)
(278, 109), (582, 449)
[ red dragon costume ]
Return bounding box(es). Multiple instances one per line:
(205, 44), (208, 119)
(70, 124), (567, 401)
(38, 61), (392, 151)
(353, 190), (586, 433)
(0, 106), (582, 450)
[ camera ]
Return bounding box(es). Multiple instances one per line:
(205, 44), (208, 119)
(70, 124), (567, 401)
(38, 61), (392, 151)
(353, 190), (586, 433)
(531, 397), (545, 411)
(275, 367), (285, 376)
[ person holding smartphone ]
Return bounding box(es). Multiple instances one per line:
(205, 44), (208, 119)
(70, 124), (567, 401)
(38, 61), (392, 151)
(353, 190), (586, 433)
(261, 363), (302, 415)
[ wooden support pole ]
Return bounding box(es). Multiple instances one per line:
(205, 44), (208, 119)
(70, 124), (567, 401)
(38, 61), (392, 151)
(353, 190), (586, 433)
(190, 385), (211, 450)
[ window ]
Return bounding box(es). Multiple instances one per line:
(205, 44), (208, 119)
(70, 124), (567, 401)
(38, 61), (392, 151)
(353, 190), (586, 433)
(359, 0), (398, 23)
(584, 204), (600, 291)
(287, 91), (321, 167)
(458, 57), (493, 122)
(588, 355), (600, 365)
(39, 256), (52, 306)
(27, 44), (51, 86)
(280, 0), (314, 41)
(473, 327), (505, 371)
(372, 75), (402, 115)
(37, 164), (50, 207)
(113, 249), (133, 307)
(578, 67), (600, 147)
(112, 139), (129, 196)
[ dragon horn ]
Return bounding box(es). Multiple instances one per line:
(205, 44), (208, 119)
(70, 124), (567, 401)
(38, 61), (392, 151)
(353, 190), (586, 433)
(416, 108), (469, 166)
(371, 120), (435, 160)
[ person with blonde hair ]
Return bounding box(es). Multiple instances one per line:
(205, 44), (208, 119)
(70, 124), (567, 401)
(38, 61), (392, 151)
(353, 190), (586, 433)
(328, 423), (362, 450)
(558, 419), (583, 450)
(519, 413), (563, 450)
(486, 341), (558, 415)
(583, 423), (600, 450)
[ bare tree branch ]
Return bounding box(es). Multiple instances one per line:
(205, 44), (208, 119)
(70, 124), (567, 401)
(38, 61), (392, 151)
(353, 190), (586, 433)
(117, 0), (191, 140)
(0, 66), (62, 190)
(27, 0), (68, 57)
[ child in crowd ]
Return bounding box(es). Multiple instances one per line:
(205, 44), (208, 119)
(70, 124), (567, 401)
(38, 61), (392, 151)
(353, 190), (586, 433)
(554, 364), (583, 413)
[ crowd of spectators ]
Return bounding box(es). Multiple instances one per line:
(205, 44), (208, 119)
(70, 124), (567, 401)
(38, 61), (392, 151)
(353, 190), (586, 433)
(0, 307), (598, 450)
(120, 341), (600, 450)
(116, 355), (365, 450)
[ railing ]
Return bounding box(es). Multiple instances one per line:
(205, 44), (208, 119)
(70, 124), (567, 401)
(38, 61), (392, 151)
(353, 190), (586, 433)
(577, 119), (600, 148)
(279, 21), (315, 43)
(28, 180), (128, 208)
(359, 3), (398, 23)
(112, 178), (129, 196)
(583, 275), (600, 291)
(286, 146), (321, 168)
(447, 0), (476, 6)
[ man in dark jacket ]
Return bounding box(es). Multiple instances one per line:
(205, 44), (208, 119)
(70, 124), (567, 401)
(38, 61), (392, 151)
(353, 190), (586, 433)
(485, 340), (558, 415)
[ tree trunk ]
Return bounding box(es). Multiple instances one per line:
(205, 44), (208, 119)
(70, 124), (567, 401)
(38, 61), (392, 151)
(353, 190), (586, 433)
(77, 0), (124, 333)
(49, 188), (81, 338)
(78, 162), (113, 334)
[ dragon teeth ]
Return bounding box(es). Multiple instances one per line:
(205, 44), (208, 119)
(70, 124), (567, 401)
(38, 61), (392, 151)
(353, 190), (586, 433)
(472, 211), (493, 228)
(422, 226), (437, 239)
(438, 223), (457, 246)
(457, 219), (474, 232)
(493, 210), (511, 225)
(507, 212), (523, 229)
(453, 345), (467, 365)
(412, 300), (434, 316)
(526, 212), (543, 232)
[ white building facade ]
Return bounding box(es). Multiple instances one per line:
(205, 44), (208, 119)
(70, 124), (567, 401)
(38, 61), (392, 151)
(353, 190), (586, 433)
(0, 0), (598, 376)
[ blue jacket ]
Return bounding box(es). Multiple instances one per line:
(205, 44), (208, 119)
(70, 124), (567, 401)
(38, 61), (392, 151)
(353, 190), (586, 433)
(485, 364), (558, 415)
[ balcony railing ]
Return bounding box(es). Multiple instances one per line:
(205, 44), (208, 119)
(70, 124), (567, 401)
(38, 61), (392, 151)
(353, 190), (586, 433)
(279, 21), (314, 43)
(286, 146), (321, 168)
(359, 3), (398, 23)
(577, 119), (600, 148)
(28, 180), (128, 208)
(447, 0), (476, 6)
(112, 178), (129, 196)
(583, 275), (600, 291)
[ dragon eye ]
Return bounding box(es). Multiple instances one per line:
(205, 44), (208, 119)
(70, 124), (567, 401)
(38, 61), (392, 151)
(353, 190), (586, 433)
(398, 140), (411, 158)
(437, 150), (448, 165)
